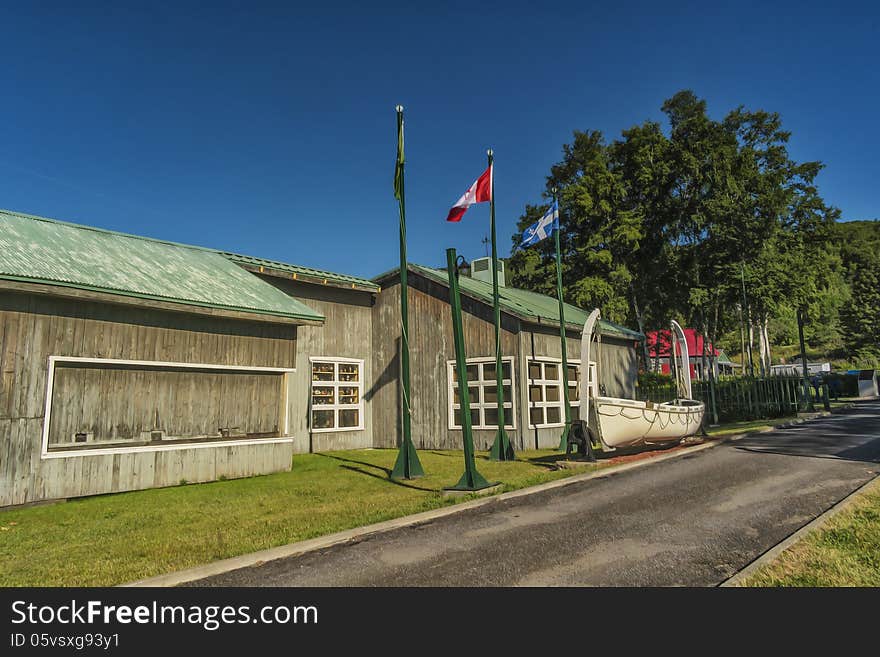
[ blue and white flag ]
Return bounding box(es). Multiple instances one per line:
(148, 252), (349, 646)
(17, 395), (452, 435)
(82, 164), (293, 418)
(520, 200), (559, 247)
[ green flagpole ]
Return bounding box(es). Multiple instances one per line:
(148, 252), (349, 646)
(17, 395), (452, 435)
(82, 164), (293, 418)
(552, 189), (572, 451)
(390, 105), (424, 480)
(445, 248), (495, 492)
(486, 149), (515, 462)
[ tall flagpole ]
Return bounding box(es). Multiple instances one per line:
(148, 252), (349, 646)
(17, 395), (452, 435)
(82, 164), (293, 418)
(552, 188), (572, 451)
(390, 105), (424, 479)
(487, 149), (515, 461)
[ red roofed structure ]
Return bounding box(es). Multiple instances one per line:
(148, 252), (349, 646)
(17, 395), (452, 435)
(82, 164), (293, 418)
(645, 328), (736, 379)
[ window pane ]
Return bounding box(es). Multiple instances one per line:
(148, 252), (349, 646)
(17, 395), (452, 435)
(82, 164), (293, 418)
(567, 365), (578, 383)
(484, 385), (498, 403)
(453, 408), (480, 428)
(455, 386), (479, 404)
(502, 362), (511, 379)
(569, 384), (579, 401)
(530, 408), (544, 425)
(339, 387), (359, 404)
(529, 385), (543, 402)
(503, 385), (512, 401)
(338, 364), (359, 381)
(544, 363), (559, 381)
(312, 410), (334, 429)
(483, 363), (496, 381)
(528, 362), (541, 379)
(339, 409), (359, 428)
(312, 363), (334, 381)
(312, 386), (335, 405)
(546, 406), (561, 424)
(484, 407), (499, 427)
(466, 364), (480, 381)
(546, 385), (560, 402)
(570, 405), (580, 421)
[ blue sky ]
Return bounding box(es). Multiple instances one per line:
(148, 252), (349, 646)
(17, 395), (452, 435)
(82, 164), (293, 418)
(1, 1), (877, 279)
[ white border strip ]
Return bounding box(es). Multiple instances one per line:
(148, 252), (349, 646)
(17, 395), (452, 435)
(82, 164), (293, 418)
(42, 437), (295, 459)
(50, 355), (296, 373)
(41, 355), (295, 459)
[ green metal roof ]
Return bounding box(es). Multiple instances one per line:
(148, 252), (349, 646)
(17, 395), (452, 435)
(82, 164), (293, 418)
(0, 209), (324, 323)
(223, 252), (379, 291)
(375, 264), (644, 341)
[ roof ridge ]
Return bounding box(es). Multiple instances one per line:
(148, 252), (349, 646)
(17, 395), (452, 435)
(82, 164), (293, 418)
(223, 251), (378, 287)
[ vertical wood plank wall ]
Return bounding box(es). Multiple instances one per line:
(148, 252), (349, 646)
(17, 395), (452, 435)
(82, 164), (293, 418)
(372, 275), (524, 451)
(257, 277), (375, 453)
(372, 272), (639, 451)
(0, 292), (297, 507)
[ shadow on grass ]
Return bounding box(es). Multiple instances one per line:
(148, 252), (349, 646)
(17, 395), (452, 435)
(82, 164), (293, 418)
(338, 465), (439, 492)
(319, 453), (392, 476)
(318, 454), (439, 492)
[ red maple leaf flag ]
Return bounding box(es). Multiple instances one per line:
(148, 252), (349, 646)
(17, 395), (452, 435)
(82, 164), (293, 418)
(446, 165), (493, 222)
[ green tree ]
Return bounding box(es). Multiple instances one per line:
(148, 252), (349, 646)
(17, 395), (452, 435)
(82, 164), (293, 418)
(507, 130), (637, 325)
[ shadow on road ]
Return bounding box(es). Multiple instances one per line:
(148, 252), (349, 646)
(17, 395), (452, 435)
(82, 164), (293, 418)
(733, 415), (880, 464)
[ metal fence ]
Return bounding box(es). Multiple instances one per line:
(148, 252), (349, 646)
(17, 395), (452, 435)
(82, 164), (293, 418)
(635, 375), (829, 424)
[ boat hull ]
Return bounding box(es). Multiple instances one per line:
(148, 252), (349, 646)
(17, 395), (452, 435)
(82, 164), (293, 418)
(593, 397), (705, 449)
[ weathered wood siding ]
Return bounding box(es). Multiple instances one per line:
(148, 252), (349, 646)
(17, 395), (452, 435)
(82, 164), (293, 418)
(48, 365), (284, 447)
(518, 326), (638, 449)
(257, 277), (375, 453)
(0, 291), (296, 507)
(371, 275), (524, 451)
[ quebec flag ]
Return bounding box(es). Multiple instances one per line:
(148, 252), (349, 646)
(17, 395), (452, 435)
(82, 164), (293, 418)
(520, 200), (559, 247)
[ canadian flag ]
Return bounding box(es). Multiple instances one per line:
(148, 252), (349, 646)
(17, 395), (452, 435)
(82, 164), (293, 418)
(446, 165), (492, 222)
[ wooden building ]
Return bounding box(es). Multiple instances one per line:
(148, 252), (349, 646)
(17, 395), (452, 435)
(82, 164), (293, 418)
(221, 253), (380, 454)
(1, 209), (643, 506)
(372, 261), (644, 451)
(0, 209), (331, 507)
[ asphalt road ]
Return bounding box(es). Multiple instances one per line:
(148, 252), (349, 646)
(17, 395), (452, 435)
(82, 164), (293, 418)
(192, 401), (880, 587)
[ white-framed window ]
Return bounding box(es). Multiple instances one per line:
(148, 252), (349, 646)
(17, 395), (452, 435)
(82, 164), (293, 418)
(526, 358), (596, 428)
(310, 357), (364, 432)
(446, 357), (516, 430)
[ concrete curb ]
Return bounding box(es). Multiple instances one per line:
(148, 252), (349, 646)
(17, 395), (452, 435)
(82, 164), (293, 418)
(720, 473), (880, 587)
(123, 409), (847, 588)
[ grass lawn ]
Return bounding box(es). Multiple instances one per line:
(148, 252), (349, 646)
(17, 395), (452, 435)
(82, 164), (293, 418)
(742, 482), (880, 586)
(0, 448), (598, 587)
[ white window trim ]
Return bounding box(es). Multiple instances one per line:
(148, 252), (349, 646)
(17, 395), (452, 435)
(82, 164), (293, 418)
(41, 356), (294, 460)
(309, 356), (365, 433)
(446, 356), (516, 430)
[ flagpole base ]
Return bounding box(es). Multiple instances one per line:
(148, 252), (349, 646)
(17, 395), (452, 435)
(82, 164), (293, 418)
(390, 439), (425, 480)
(488, 428), (515, 461)
(443, 468), (497, 494)
(557, 424), (570, 452)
